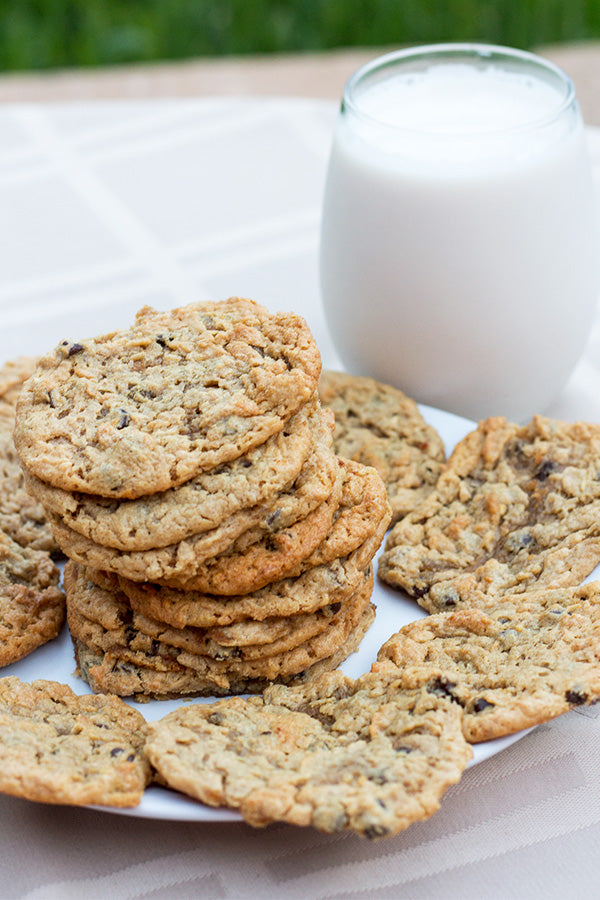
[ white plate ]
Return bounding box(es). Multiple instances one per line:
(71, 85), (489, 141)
(4, 402), (531, 821)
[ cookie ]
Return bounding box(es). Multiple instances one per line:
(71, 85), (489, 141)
(0, 676), (150, 806)
(14, 298), (321, 498)
(0, 414), (59, 555)
(0, 355), (39, 410)
(118, 529), (382, 629)
(379, 416), (600, 612)
(65, 560), (368, 662)
(0, 532), (65, 667)
(24, 399), (317, 551)
(72, 602), (376, 701)
(319, 370), (445, 522)
(47, 409), (341, 585)
(374, 581), (600, 743)
(68, 567), (374, 687)
(145, 668), (471, 836)
(183, 459), (390, 595)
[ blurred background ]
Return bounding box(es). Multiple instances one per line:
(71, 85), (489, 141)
(0, 0), (597, 72)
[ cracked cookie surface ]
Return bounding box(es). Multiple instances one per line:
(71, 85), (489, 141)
(379, 416), (600, 612)
(374, 581), (600, 742)
(0, 676), (150, 806)
(145, 668), (471, 835)
(14, 298), (321, 498)
(25, 400), (317, 551)
(319, 370), (445, 523)
(0, 532), (65, 667)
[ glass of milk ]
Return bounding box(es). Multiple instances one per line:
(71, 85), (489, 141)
(320, 44), (600, 422)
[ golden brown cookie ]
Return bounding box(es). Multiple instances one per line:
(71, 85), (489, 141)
(72, 600), (376, 701)
(65, 560), (366, 662)
(14, 298), (322, 498)
(374, 581), (600, 742)
(379, 416), (600, 612)
(47, 408), (341, 586)
(0, 676), (150, 806)
(319, 370), (445, 522)
(175, 458), (389, 595)
(145, 668), (471, 836)
(24, 400), (318, 551)
(0, 532), (64, 667)
(117, 529), (382, 629)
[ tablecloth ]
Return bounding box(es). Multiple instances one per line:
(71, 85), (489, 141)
(0, 97), (599, 900)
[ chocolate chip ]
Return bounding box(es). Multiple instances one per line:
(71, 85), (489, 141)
(266, 510), (281, 529)
(117, 410), (131, 429)
(440, 588), (460, 608)
(59, 341), (85, 357)
(535, 460), (555, 481)
(369, 772), (389, 785)
(566, 688), (588, 705)
(364, 824), (390, 840)
(208, 712), (226, 725)
(110, 747), (124, 757)
(427, 676), (459, 702)
(472, 697), (495, 713)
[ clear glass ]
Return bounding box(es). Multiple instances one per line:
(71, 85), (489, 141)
(320, 44), (600, 422)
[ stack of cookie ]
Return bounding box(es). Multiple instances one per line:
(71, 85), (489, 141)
(14, 298), (390, 699)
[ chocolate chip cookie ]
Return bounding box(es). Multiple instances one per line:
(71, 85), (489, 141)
(0, 676), (150, 806)
(319, 370), (445, 522)
(14, 298), (322, 498)
(0, 532), (64, 667)
(374, 581), (600, 742)
(379, 416), (600, 612)
(145, 668), (471, 835)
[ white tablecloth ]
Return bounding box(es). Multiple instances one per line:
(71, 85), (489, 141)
(1, 98), (599, 900)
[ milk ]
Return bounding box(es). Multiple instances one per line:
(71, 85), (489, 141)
(320, 49), (600, 421)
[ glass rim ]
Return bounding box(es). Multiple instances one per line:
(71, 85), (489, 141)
(342, 42), (577, 136)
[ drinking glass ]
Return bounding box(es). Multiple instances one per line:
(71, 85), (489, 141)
(319, 44), (600, 422)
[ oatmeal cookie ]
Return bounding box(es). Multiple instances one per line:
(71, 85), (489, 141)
(0, 676), (149, 806)
(72, 599), (376, 700)
(0, 414), (58, 555)
(319, 370), (445, 522)
(65, 560), (367, 662)
(24, 400), (318, 551)
(0, 532), (64, 667)
(175, 458), (389, 595)
(118, 529), (381, 629)
(69, 568), (374, 686)
(47, 409), (341, 585)
(145, 668), (471, 836)
(379, 416), (600, 612)
(374, 581), (600, 742)
(14, 298), (321, 498)
(0, 355), (38, 411)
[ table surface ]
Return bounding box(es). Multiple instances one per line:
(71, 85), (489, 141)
(1, 46), (600, 900)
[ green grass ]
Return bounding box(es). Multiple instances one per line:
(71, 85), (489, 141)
(1, 0), (600, 71)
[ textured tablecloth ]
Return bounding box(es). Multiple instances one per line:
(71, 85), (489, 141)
(1, 98), (599, 900)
